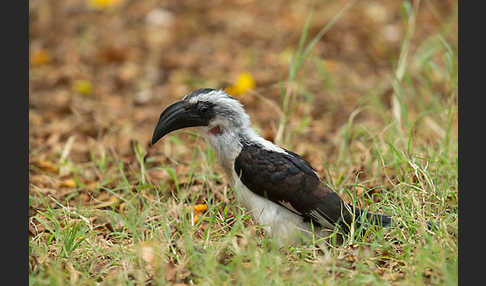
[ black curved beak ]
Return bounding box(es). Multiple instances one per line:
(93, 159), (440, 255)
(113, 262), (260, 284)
(151, 100), (208, 145)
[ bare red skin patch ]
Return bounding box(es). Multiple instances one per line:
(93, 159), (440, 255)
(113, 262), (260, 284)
(209, 125), (222, 135)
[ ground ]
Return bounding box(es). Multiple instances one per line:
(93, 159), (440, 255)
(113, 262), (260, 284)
(29, 0), (457, 285)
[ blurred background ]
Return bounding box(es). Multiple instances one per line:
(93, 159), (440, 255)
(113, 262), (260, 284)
(29, 0), (457, 166)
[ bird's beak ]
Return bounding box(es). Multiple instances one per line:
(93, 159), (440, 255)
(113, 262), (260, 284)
(151, 100), (208, 145)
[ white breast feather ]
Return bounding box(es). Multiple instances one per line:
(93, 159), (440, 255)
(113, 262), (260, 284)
(231, 170), (316, 241)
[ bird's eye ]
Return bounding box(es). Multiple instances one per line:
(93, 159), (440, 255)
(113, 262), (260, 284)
(198, 103), (209, 113)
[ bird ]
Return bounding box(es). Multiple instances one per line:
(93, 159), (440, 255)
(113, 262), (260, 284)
(151, 88), (394, 244)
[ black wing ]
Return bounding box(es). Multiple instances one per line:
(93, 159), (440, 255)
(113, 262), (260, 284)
(234, 143), (358, 231)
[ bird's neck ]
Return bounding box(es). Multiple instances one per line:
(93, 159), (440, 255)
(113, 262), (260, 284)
(203, 126), (285, 180)
(204, 127), (245, 179)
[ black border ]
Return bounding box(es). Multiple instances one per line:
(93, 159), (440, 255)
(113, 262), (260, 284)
(3, 0), (29, 283)
(458, 1), (477, 285)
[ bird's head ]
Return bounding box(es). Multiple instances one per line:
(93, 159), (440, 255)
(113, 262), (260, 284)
(151, 88), (250, 146)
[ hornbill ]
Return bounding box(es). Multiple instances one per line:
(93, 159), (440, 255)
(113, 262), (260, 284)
(151, 88), (393, 243)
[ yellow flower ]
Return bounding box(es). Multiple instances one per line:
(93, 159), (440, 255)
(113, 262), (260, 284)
(73, 80), (93, 95)
(87, 0), (123, 10)
(225, 72), (255, 96)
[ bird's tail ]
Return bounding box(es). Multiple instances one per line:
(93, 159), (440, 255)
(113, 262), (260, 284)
(361, 210), (394, 227)
(342, 204), (394, 231)
(344, 204), (435, 232)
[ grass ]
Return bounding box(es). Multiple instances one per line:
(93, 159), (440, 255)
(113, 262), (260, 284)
(29, 3), (457, 286)
(275, 0), (357, 146)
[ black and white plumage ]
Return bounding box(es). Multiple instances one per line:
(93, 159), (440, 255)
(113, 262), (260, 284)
(151, 88), (393, 243)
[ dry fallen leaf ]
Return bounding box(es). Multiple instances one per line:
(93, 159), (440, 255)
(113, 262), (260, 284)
(36, 160), (59, 174)
(383, 271), (401, 281)
(186, 204), (208, 213)
(87, 0), (124, 10)
(59, 178), (76, 188)
(93, 196), (119, 209)
(324, 59), (339, 73)
(165, 262), (177, 282)
(30, 50), (50, 66)
(193, 204), (208, 212)
(141, 245), (154, 265)
(356, 186), (366, 197)
(186, 203), (208, 225)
